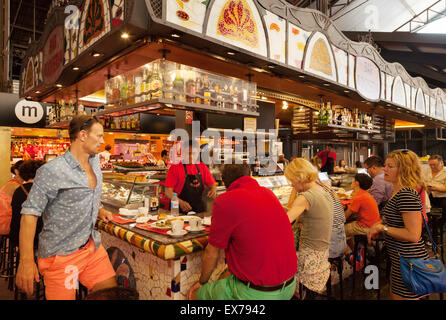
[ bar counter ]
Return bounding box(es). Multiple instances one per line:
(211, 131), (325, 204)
(96, 207), (227, 300)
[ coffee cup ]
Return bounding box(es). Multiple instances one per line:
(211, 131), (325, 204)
(138, 207), (149, 217)
(189, 216), (202, 230)
(171, 219), (184, 234)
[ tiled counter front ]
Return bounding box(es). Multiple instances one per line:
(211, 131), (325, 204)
(98, 222), (227, 300)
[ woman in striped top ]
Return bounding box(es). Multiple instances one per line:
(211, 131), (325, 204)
(367, 149), (429, 300)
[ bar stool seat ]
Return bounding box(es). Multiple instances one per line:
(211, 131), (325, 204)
(326, 254), (344, 300)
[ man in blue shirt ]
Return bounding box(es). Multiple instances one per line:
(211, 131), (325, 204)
(16, 115), (117, 300)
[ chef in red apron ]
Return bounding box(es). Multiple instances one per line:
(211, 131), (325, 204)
(165, 141), (217, 213)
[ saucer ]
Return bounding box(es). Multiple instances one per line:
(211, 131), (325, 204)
(185, 226), (205, 232)
(167, 230), (188, 237)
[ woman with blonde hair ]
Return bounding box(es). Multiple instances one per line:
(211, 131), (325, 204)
(368, 149), (430, 300)
(284, 158), (333, 299)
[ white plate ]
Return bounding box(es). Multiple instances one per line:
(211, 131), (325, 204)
(119, 211), (136, 217)
(150, 222), (172, 230)
(136, 217), (150, 224)
(167, 230), (188, 237)
(185, 226), (206, 232)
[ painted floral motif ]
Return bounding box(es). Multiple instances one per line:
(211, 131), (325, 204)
(111, 0), (124, 27)
(217, 0), (259, 48)
(83, 0), (105, 46)
(310, 38), (332, 76)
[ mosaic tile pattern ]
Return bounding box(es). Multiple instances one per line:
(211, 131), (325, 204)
(100, 231), (227, 300)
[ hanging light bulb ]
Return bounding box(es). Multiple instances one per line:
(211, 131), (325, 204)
(282, 101), (288, 110)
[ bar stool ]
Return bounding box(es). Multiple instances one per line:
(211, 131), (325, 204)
(428, 208), (444, 263)
(0, 234), (8, 273)
(326, 254), (344, 300)
(0, 236), (18, 291)
(351, 234), (385, 299)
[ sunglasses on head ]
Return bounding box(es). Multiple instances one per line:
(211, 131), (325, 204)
(79, 116), (99, 131)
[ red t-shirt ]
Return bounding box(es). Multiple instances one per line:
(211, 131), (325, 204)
(208, 176), (297, 286)
(316, 150), (336, 168)
(349, 189), (381, 228)
(164, 162), (216, 195)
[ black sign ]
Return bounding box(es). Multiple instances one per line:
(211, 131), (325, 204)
(0, 93), (48, 128)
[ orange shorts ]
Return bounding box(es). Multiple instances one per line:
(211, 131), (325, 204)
(37, 238), (116, 300)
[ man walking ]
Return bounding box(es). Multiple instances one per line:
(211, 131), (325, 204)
(16, 115), (117, 300)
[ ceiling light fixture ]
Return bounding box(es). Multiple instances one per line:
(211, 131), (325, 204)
(121, 32), (130, 39)
(171, 33), (181, 38)
(56, 84), (63, 88)
(72, 66), (80, 71)
(323, 83), (330, 86)
(226, 51), (235, 56)
(35, 90), (40, 94)
(282, 101), (288, 110)
(92, 52), (102, 57)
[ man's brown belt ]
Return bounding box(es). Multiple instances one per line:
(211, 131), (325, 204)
(237, 276), (295, 292)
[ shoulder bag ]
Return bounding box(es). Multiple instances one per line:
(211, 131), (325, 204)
(398, 210), (446, 295)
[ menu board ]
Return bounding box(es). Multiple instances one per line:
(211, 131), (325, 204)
(355, 56), (380, 101)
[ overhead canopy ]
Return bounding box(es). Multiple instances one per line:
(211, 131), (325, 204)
(20, 0), (446, 127)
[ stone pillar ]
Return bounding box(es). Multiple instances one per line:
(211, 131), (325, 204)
(0, 127), (11, 186)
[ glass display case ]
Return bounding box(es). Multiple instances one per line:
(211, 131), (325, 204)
(104, 59), (258, 113)
(253, 175), (293, 206)
(101, 178), (159, 209)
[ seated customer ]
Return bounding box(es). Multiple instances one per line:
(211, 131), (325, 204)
(9, 160), (46, 248)
(334, 160), (348, 173)
(187, 163), (297, 300)
(285, 158), (333, 299)
(344, 173), (380, 269)
(364, 155), (393, 210)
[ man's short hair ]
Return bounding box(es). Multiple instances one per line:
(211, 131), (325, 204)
(221, 163), (251, 188)
(161, 150), (168, 157)
(105, 144), (112, 151)
(429, 155), (444, 163)
(68, 115), (101, 143)
(354, 173), (373, 190)
(327, 144), (333, 148)
(364, 155), (384, 168)
(11, 160), (24, 175)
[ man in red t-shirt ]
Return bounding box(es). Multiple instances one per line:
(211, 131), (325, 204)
(187, 164), (297, 300)
(315, 144), (336, 174)
(165, 142), (216, 213)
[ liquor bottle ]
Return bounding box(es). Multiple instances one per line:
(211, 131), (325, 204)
(326, 102), (332, 125)
(131, 115), (137, 130)
(173, 65), (185, 102)
(114, 117), (120, 130)
(110, 117), (116, 129)
(145, 68), (152, 101)
(319, 103), (327, 125)
(78, 104), (86, 115)
(60, 100), (66, 122)
(135, 114), (140, 131)
(126, 116), (131, 130)
(222, 84), (230, 109)
(209, 80), (217, 106)
(232, 86), (239, 110)
(195, 76), (203, 104)
(164, 71), (174, 100)
(203, 75), (211, 105)
(185, 71), (196, 103)
(241, 88), (248, 111)
(127, 75), (135, 105)
(135, 73), (142, 103)
(120, 116), (125, 130)
(150, 63), (163, 99)
(112, 79), (120, 101)
(121, 76), (128, 103)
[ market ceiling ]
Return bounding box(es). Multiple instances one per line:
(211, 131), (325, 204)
(20, 0), (446, 129)
(344, 31), (446, 89)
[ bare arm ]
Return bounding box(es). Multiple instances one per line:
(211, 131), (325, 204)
(16, 215), (40, 295)
(166, 187), (192, 212)
(287, 195), (310, 223)
(187, 243), (222, 299)
(368, 212), (422, 243)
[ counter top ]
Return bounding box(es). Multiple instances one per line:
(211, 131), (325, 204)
(96, 207), (211, 260)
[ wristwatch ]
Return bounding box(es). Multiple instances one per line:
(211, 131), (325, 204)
(382, 225), (389, 233)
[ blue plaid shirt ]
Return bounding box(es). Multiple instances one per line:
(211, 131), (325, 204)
(21, 150), (103, 258)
